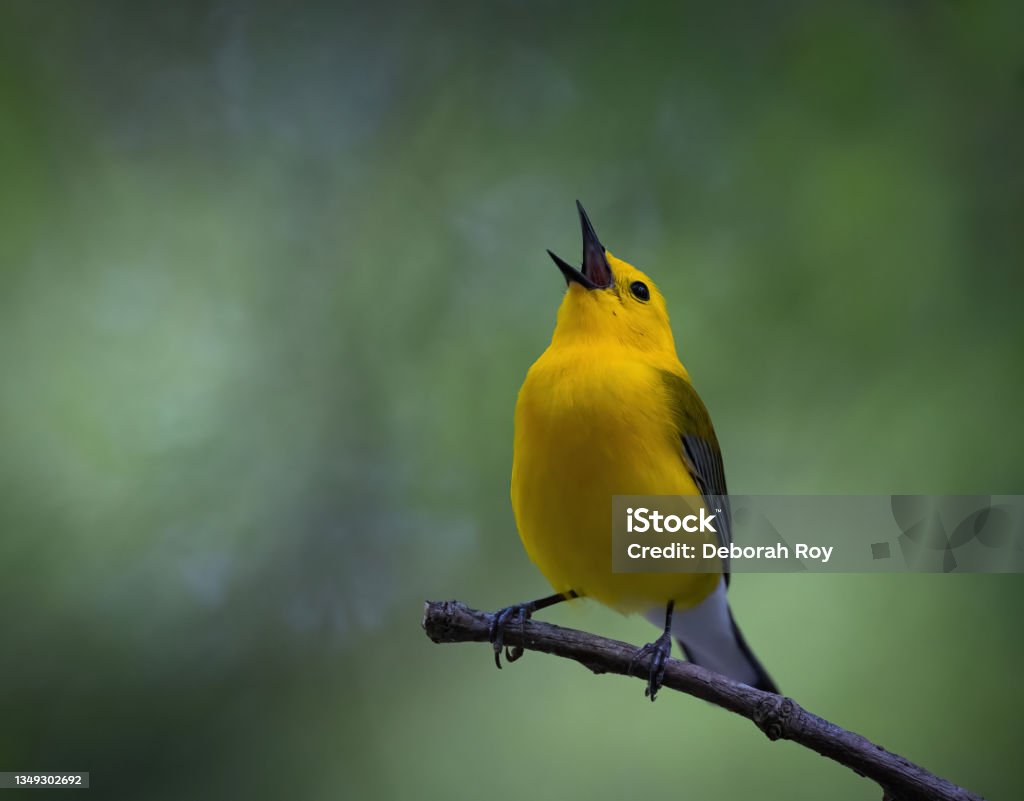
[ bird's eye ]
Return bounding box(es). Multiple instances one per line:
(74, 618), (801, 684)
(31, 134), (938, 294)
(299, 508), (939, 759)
(630, 281), (650, 302)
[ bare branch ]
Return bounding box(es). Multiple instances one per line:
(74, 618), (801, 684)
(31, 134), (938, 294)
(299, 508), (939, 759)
(422, 600), (983, 801)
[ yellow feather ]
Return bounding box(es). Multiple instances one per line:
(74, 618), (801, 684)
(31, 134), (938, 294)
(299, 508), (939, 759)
(511, 250), (720, 613)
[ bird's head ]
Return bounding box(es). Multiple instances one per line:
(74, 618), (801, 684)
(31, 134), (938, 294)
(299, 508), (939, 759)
(547, 202), (677, 356)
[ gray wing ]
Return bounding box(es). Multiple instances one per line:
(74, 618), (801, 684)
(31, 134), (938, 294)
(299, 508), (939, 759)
(660, 371), (733, 585)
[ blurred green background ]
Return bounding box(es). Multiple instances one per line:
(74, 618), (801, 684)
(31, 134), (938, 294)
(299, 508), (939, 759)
(1, 1), (1022, 799)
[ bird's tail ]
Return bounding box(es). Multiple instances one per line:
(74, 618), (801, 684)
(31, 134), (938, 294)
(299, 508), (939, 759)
(647, 579), (777, 693)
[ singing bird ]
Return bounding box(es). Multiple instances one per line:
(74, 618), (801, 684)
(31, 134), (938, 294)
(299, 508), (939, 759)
(490, 202), (776, 699)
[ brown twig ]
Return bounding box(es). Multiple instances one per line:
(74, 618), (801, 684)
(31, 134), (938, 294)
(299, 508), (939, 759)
(422, 600), (983, 801)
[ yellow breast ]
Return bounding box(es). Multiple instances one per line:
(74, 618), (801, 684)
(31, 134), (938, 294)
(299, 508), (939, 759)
(510, 345), (719, 613)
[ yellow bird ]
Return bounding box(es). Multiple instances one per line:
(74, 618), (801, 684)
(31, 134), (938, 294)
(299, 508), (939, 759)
(490, 202), (776, 699)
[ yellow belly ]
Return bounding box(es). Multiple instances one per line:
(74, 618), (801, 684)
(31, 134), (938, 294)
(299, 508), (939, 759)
(510, 348), (719, 613)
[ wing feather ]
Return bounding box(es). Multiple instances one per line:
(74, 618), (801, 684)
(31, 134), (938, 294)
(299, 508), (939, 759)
(660, 371), (733, 584)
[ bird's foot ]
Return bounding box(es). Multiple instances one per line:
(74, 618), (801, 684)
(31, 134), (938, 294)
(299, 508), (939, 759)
(487, 603), (534, 668)
(630, 631), (673, 701)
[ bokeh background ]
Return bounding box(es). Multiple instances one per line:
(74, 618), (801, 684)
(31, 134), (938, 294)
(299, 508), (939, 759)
(2, 1), (1022, 799)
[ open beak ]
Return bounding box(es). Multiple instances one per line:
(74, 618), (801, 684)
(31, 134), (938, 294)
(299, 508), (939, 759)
(547, 201), (614, 290)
